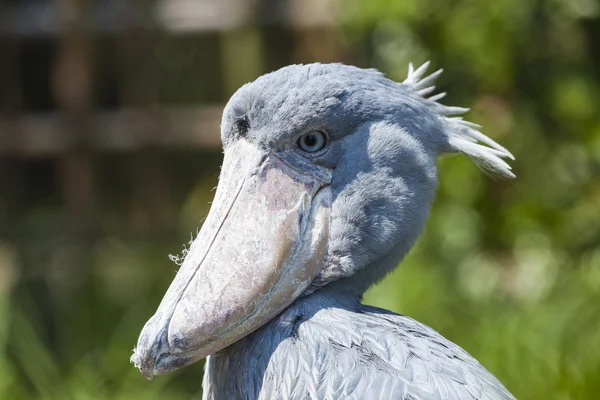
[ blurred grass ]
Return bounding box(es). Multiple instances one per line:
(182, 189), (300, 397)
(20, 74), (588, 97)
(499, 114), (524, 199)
(1, 0), (599, 399)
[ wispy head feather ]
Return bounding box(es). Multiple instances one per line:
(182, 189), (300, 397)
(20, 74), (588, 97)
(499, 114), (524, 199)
(404, 62), (516, 179)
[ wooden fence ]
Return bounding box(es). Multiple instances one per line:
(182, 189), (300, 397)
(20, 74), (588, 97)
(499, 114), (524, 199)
(0, 0), (353, 235)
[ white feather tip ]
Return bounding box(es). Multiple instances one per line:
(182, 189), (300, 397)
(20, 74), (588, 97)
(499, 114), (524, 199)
(404, 61), (516, 179)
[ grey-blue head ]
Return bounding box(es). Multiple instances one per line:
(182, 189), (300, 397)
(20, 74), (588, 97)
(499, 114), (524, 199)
(132, 62), (515, 378)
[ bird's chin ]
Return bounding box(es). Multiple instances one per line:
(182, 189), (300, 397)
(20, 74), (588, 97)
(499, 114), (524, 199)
(131, 140), (331, 379)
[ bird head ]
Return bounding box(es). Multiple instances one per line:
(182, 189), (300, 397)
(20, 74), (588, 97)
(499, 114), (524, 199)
(131, 62), (514, 378)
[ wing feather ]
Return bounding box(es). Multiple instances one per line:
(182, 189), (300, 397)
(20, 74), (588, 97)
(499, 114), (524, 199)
(261, 306), (513, 399)
(205, 302), (515, 400)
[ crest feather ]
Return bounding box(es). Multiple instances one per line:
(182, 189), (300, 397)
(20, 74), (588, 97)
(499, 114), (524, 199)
(403, 62), (515, 179)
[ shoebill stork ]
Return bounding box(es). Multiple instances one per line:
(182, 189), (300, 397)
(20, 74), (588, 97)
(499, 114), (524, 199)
(131, 62), (516, 399)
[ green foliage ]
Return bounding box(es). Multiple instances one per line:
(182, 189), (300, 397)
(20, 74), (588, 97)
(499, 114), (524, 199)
(340, 0), (600, 398)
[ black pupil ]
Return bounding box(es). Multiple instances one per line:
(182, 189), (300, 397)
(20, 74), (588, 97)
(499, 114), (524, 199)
(304, 134), (317, 147)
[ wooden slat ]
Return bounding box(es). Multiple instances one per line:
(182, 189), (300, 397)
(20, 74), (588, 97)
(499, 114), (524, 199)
(0, 0), (335, 37)
(0, 106), (223, 156)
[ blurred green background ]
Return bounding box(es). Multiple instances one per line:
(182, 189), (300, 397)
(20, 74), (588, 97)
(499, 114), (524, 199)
(0, 0), (599, 399)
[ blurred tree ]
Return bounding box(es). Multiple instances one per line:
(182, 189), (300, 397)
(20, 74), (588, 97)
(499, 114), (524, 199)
(339, 0), (600, 398)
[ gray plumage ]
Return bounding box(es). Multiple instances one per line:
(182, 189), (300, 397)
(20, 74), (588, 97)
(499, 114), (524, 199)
(132, 62), (516, 399)
(204, 291), (512, 400)
(206, 63), (515, 399)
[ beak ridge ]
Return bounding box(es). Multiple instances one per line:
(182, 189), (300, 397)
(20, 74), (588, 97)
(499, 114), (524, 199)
(132, 140), (330, 378)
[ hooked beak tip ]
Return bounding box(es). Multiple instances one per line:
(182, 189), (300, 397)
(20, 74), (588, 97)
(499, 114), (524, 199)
(131, 348), (155, 380)
(131, 329), (194, 380)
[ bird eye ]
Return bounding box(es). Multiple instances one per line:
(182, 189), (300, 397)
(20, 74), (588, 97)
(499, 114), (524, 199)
(297, 130), (328, 153)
